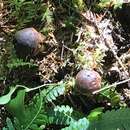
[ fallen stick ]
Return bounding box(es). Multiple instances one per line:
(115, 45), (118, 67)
(93, 78), (130, 94)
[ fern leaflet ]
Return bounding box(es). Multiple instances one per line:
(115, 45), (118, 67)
(88, 108), (130, 130)
(62, 118), (89, 130)
(48, 105), (74, 125)
(44, 82), (66, 103)
(7, 58), (37, 70)
(2, 118), (15, 130)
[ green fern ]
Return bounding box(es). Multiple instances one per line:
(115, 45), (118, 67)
(98, 0), (124, 9)
(48, 105), (89, 130)
(5, 83), (89, 130)
(6, 89), (26, 124)
(44, 82), (66, 103)
(14, 92), (48, 130)
(23, 94), (45, 130)
(2, 118), (15, 130)
(5, 82), (66, 130)
(41, 6), (53, 24)
(62, 118), (89, 130)
(48, 105), (74, 125)
(5, 88), (47, 130)
(7, 58), (37, 70)
(8, 0), (46, 29)
(88, 108), (130, 130)
(72, 0), (86, 11)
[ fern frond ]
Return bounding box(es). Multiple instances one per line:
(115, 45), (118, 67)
(21, 92), (50, 130)
(10, 92), (47, 130)
(23, 94), (44, 130)
(48, 105), (90, 129)
(42, 6), (53, 24)
(44, 82), (66, 103)
(2, 118), (15, 130)
(48, 105), (74, 125)
(88, 108), (130, 130)
(5, 82), (66, 130)
(7, 58), (37, 70)
(62, 118), (89, 130)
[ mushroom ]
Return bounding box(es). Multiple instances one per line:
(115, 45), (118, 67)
(14, 28), (46, 58)
(76, 69), (101, 94)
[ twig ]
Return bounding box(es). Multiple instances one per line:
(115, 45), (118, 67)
(93, 78), (130, 94)
(70, 32), (74, 43)
(63, 45), (73, 52)
(76, 27), (83, 43)
(61, 42), (64, 60)
(16, 83), (57, 92)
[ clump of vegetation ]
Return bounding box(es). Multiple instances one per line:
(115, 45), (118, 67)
(1, 0), (130, 130)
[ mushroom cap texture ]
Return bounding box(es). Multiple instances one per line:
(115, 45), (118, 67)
(76, 69), (101, 93)
(14, 28), (46, 57)
(14, 28), (45, 48)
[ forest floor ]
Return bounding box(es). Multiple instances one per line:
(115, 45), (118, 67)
(0, 0), (130, 130)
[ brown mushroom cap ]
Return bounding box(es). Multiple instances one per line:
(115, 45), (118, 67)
(76, 69), (101, 94)
(14, 28), (46, 57)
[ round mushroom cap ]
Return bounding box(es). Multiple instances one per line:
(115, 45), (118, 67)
(14, 28), (46, 57)
(76, 69), (101, 94)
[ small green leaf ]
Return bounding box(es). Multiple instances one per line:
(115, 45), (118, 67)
(72, 0), (85, 11)
(6, 89), (26, 123)
(62, 118), (89, 130)
(114, 0), (124, 9)
(2, 128), (7, 130)
(6, 117), (15, 130)
(45, 82), (66, 103)
(88, 108), (130, 130)
(87, 107), (103, 121)
(111, 95), (120, 106)
(0, 87), (17, 105)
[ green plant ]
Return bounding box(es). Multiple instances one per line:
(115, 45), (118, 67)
(48, 105), (89, 130)
(72, 0), (86, 11)
(74, 42), (105, 69)
(44, 82), (66, 103)
(0, 87), (17, 105)
(2, 80), (130, 129)
(7, 58), (37, 70)
(2, 118), (15, 130)
(98, 0), (125, 9)
(48, 105), (74, 125)
(88, 108), (130, 130)
(0, 82), (90, 130)
(87, 107), (104, 121)
(13, 90), (46, 130)
(62, 117), (89, 130)
(2, 86), (54, 130)
(3, 0), (130, 129)
(99, 82), (121, 106)
(40, 3), (54, 35)
(8, 0), (51, 29)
